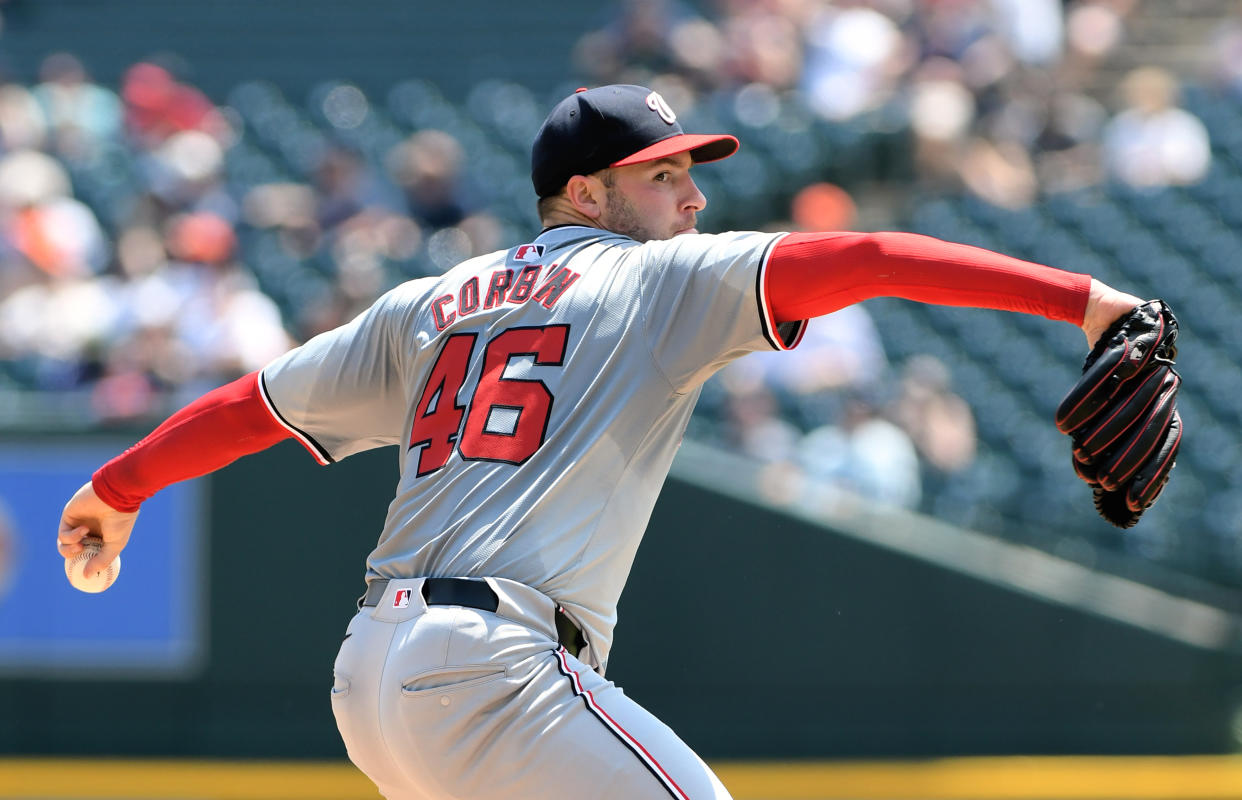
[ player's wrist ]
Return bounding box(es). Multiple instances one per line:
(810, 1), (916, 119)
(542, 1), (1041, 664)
(1081, 279), (1143, 348)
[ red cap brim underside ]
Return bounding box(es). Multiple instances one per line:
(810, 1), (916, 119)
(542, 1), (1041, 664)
(610, 133), (740, 168)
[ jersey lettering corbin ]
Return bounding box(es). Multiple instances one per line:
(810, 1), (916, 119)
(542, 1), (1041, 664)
(430, 250), (582, 331)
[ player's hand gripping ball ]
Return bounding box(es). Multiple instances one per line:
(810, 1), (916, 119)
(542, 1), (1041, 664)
(1055, 299), (1182, 528)
(64, 535), (120, 593)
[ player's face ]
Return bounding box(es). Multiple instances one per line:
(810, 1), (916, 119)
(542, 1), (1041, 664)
(599, 153), (707, 242)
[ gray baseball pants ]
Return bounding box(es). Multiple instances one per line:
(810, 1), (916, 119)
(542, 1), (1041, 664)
(330, 577), (733, 799)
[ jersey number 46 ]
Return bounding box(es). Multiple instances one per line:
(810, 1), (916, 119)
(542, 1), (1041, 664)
(409, 324), (569, 477)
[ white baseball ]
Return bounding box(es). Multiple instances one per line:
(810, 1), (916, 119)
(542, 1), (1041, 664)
(64, 537), (120, 593)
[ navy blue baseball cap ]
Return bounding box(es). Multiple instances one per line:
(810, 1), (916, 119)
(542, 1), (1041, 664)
(531, 84), (739, 198)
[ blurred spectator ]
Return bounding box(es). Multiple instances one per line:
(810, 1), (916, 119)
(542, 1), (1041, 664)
(103, 225), (192, 399)
(313, 144), (400, 231)
(386, 129), (475, 230)
(718, 381), (802, 464)
(890, 354), (976, 475)
(0, 82), (48, 151)
(989, 0), (1063, 66)
(159, 211), (292, 381)
(665, 18), (728, 91)
(1064, 0), (1133, 67)
(1209, 2), (1242, 100)
(330, 210), (420, 305)
(31, 52), (123, 163)
(790, 182), (857, 232)
(801, 1), (908, 121)
(723, 302), (889, 430)
(90, 336), (162, 422)
(913, 0), (994, 64)
(139, 129), (236, 220)
(0, 148), (71, 208)
(0, 271), (119, 389)
(572, 0), (702, 87)
(121, 62), (231, 148)
(957, 135), (1037, 209)
(797, 391), (922, 510)
(242, 182), (319, 244)
(717, 0), (805, 90)
(242, 182), (319, 259)
(906, 58), (978, 188)
(8, 195), (109, 278)
(1029, 84), (1109, 193)
(385, 128), (505, 275)
(241, 176), (424, 337)
(1102, 66), (1211, 188)
(0, 149), (109, 277)
(97, 211), (292, 412)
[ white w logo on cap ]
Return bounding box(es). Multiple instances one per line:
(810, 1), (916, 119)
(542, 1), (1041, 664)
(645, 91), (677, 125)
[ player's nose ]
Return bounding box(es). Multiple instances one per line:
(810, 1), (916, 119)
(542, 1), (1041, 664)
(681, 176), (706, 213)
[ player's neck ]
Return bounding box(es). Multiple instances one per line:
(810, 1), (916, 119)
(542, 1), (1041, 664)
(538, 198), (603, 233)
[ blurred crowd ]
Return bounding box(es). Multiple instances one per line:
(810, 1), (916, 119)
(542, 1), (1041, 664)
(575, 0), (1213, 208)
(0, 54), (507, 424)
(0, 0), (1227, 517)
(0, 55), (282, 420)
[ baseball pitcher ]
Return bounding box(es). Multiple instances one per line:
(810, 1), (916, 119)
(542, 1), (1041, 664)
(57, 85), (1176, 799)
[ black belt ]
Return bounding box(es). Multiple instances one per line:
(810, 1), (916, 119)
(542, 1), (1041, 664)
(360, 577), (586, 659)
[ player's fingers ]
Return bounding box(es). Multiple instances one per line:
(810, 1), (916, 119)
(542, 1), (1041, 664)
(1072, 365), (1172, 459)
(1126, 411), (1182, 512)
(1072, 451), (1099, 486)
(56, 524), (92, 556)
(57, 539), (84, 558)
(1095, 372), (1179, 491)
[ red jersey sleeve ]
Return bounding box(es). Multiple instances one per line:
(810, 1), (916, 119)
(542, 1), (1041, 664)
(92, 371), (291, 512)
(765, 231), (1091, 325)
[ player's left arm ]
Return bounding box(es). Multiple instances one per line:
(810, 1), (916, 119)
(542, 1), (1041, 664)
(764, 231), (1186, 526)
(764, 231), (1142, 342)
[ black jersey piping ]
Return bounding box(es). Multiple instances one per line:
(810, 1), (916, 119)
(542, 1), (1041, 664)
(754, 232), (805, 350)
(258, 371), (335, 465)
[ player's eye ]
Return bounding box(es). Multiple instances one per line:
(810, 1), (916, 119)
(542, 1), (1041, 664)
(653, 171), (671, 182)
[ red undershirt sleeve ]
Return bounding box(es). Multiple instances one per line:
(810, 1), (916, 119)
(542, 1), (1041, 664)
(764, 231), (1092, 325)
(92, 371), (292, 512)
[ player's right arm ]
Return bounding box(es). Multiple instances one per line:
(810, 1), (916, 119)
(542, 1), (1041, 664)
(57, 281), (424, 577)
(57, 370), (293, 576)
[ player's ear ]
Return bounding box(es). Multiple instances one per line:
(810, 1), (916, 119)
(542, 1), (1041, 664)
(564, 175), (605, 221)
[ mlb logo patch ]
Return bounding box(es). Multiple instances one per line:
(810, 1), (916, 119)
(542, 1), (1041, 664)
(513, 243), (545, 262)
(393, 588), (412, 609)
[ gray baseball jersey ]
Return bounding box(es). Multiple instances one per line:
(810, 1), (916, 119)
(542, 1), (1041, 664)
(260, 224), (804, 672)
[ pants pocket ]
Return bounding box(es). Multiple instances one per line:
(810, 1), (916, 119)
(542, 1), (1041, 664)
(401, 664), (509, 698)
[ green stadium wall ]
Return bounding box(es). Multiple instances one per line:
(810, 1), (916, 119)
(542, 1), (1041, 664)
(2, 439), (1239, 760)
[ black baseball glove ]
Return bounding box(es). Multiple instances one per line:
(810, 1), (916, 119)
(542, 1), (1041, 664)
(1055, 299), (1182, 528)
